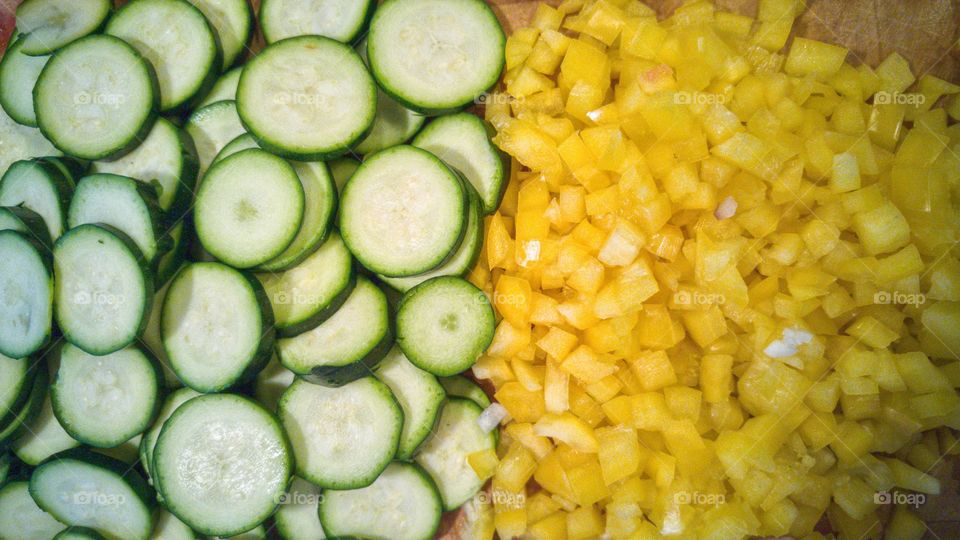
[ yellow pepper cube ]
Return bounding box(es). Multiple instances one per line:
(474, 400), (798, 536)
(567, 458), (610, 506)
(487, 320), (531, 359)
(567, 505), (604, 539)
(885, 506), (926, 540)
(876, 52), (916, 93)
(664, 385), (702, 421)
(701, 354), (733, 404)
(630, 350), (678, 391)
(537, 327), (579, 361)
(596, 425), (641, 485)
(830, 421), (874, 467)
(829, 152), (861, 193)
(494, 508), (526, 540)
(505, 27), (540, 70)
(561, 345), (617, 383)
(495, 443), (538, 493)
(682, 304), (728, 347)
(634, 305), (685, 349)
(876, 244), (924, 284)
(800, 219), (840, 259)
(486, 213), (513, 270)
(785, 37), (848, 78)
(845, 315), (899, 349)
(566, 256), (605, 294)
(505, 422), (553, 460)
(565, 79), (606, 122)
(561, 39), (611, 89)
(528, 512), (567, 540)
(851, 201), (911, 255)
(468, 448), (499, 481)
(532, 3), (564, 31)
(630, 392), (672, 431)
(621, 18), (667, 60)
(495, 382), (545, 423)
(558, 186), (587, 224)
(495, 275), (533, 328)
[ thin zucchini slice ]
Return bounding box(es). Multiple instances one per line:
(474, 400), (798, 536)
(184, 100), (245, 179)
(152, 510), (196, 540)
(0, 364), (46, 447)
(328, 157), (359, 195)
(439, 376), (490, 408)
(68, 174), (168, 262)
(155, 222), (188, 289)
(413, 113), (506, 214)
(198, 67), (242, 108)
(414, 398), (495, 510)
(374, 346), (445, 459)
(161, 262), (274, 392)
(15, 0), (111, 56)
(277, 276), (391, 386)
(106, 0), (220, 111)
(279, 377), (402, 489)
(139, 276), (182, 388)
(258, 232), (356, 337)
(340, 145), (467, 277)
(0, 37), (49, 126)
(396, 276), (494, 376)
(138, 387), (200, 484)
(354, 88), (426, 155)
(51, 344), (160, 448)
(0, 353), (40, 428)
(29, 448), (154, 540)
(0, 230), (52, 359)
(152, 394), (290, 537)
(0, 481), (66, 540)
(0, 158), (72, 240)
(380, 184), (483, 292)
(53, 224), (152, 356)
(0, 206), (54, 248)
(90, 434), (142, 465)
(54, 527), (105, 540)
(188, 0), (252, 69)
(253, 354), (294, 413)
(237, 36), (376, 160)
(367, 0), (505, 114)
(274, 476), (326, 540)
(0, 106), (60, 177)
(195, 149), (304, 268)
(260, 0), (375, 44)
(12, 359), (79, 466)
(92, 117), (199, 214)
(319, 462), (442, 540)
(34, 35), (157, 160)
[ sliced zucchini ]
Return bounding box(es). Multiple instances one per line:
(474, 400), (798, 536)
(0, 230), (52, 359)
(51, 344), (160, 448)
(380, 184), (483, 292)
(105, 0), (219, 111)
(354, 40), (424, 155)
(413, 113), (506, 214)
(277, 276), (391, 386)
(374, 346), (445, 459)
(92, 117), (199, 214)
(195, 149), (304, 268)
(253, 354), (294, 413)
(0, 481), (66, 540)
(151, 510), (196, 540)
(29, 448), (154, 540)
(328, 157), (359, 195)
(274, 476), (326, 540)
(0, 206), (53, 248)
(53, 224), (152, 356)
(138, 387), (200, 484)
(0, 354), (39, 429)
(414, 398), (496, 510)
(396, 276), (494, 376)
(54, 527), (105, 540)
(68, 174), (168, 262)
(367, 0), (505, 114)
(279, 377), (402, 489)
(161, 262), (274, 392)
(15, 0), (111, 55)
(12, 363), (79, 466)
(438, 376), (490, 408)
(34, 35), (157, 160)
(0, 106), (60, 177)
(198, 67), (242, 108)
(319, 462), (442, 540)
(90, 434), (142, 465)
(0, 37), (49, 126)
(0, 364), (46, 447)
(139, 277), (182, 388)
(237, 36), (376, 160)
(188, 0), (252, 69)
(340, 145), (466, 277)
(152, 394), (290, 537)
(260, 0), (375, 44)
(0, 158), (72, 240)
(155, 221), (188, 289)
(258, 232), (356, 337)
(184, 100), (245, 179)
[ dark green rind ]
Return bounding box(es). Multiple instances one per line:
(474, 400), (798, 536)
(0, 367), (46, 448)
(0, 355), (43, 431)
(299, 327), (392, 387)
(15, 0), (112, 56)
(259, 0), (375, 45)
(0, 230), (53, 359)
(0, 158), (74, 241)
(438, 376), (491, 408)
(0, 206), (51, 250)
(36, 156), (88, 186)
(54, 526), (106, 540)
(275, 269), (357, 339)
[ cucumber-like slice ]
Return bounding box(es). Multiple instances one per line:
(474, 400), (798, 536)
(161, 262), (274, 392)
(0, 38), (49, 126)
(152, 394), (290, 537)
(279, 377), (402, 489)
(54, 526), (105, 540)
(396, 276), (494, 376)
(253, 354), (294, 413)
(0, 230), (52, 359)
(139, 276), (182, 388)
(68, 174), (168, 262)
(413, 113), (506, 214)
(34, 35), (157, 160)
(91, 117), (199, 214)
(354, 88), (426, 155)
(29, 448), (155, 540)
(328, 157), (359, 195)
(51, 343), (160, 448)
(105, 0), (220, 111)
(439, 375), (490, 408)
(0, 481), (66, 540)
(274, 476), (326, 540)
(54, 224), (153, 356)
(237, 36), (376, 160)
(374, 347), (445, 459)
(12, 358), (79, 466)
(0, 158), (72, 241)
(260, 0), (375, 44)
(0, 106), (60, 177)
(380, 184), (483, 292)
(368, 0), (505, 114)
(198, 67), (242, 108)
(0, 353), (40, 430)
(258, 232), (356, 337)
(154, 222), (188, 290)
(0, 206), (52, 247)
(277, 276), (391, 387)
(319, 462), (442, 540)
(195, 149), (304, 268)
(0, 364), (46, 447)
(90, 434), (142, 465)
(188, 0), (252, 69)
(138, 387), (200, 484)
(340, 145), (467, 277)
(415, 398), (495, 510)
(151, 510), (196, 540)
(15, 0), (111, 56)
(184, 100), (245, 180)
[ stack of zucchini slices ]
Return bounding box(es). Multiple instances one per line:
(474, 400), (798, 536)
(0, 0), (507, 538)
